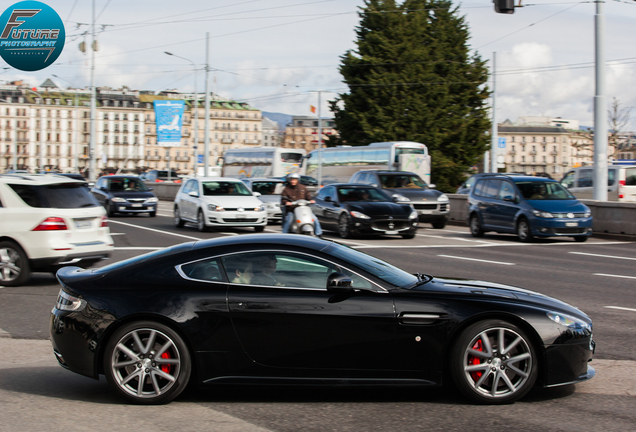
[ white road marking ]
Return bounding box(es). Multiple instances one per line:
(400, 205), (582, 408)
(437, 255), (515, 265)
(594, 273), (636, 280)
(114, 247), (164, 251)
(108, 220), (203, 241)
(604, 306), (636, 313)
(157, 212), (172, 217)
(416, 234), (489, 243)
(570, 252), (636, 261)
(353, 241), (632, 249)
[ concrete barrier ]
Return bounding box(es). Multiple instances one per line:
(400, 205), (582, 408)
(446, 193), (636, 237)
(146, 182), (180, 201)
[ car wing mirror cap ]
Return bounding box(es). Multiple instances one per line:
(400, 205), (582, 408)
(324, 196), (332, 202)
(327, 272), (353, 292)
(188, 191), (199, 198)
(429, 184), (436, 189)
(503, 195), (515, 202)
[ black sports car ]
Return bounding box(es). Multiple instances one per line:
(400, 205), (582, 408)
(312, 184), (419, 238)
(50, 234), (595, 405)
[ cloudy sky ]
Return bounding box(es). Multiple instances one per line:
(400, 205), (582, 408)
(3, 0), (636, 127)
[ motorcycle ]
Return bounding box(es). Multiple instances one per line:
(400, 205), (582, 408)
(286, 199), (317, 236)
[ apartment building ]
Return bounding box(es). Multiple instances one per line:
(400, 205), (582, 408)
(282, 116), (338, 152)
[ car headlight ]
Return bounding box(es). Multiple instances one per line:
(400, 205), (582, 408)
(547, 312), (591, 331)
(409, 211), (418, 219)
(208, 205), (224, 212)
(55, 289), (86, 312)
(532, 210), (554, 218)
(393, 194), (411, 202)
(350, 211), (370, 219)
(255, 206), (266, 212)
(437, 194), (449, 202)
(584, 211), (591, 218)
(145, 197), (158, 203)
(111, 197), (126, 203)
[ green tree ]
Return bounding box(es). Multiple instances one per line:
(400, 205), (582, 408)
(329, 0), (491, 192)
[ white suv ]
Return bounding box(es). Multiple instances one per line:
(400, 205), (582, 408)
(0, 174), (114, 286)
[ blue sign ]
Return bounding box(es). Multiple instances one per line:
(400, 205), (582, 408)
(154, 100), (184, 146)
(197, 154), (203, 164)
(0, 1), (65, 71)
(498, 138), (506, 148)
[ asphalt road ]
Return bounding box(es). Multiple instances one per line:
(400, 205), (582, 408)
(1, 201), (635, 431)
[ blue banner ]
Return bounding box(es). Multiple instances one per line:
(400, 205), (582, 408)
(154, 100), (184, 146)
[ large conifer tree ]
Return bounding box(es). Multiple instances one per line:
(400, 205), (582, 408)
(329, 0), (490, 191)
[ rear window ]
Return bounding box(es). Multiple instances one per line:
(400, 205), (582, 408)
(9, 183), (99, 208)
(624, 168), (636, 186)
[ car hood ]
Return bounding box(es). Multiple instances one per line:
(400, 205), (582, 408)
(256, 195), (281, 204)
(411, 277), (588, 319)
(383, 187), (442, 201)
(526, 199), (588, 213)
(201, 195), (264, 207)
(346, 202), (411, 217)
(109, 191), (156, 199)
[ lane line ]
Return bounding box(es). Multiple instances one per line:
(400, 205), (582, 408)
(569, 252), (636, 261)
(604, 306), (636, 313)
(416, 234), (490, 243)
(353, 241), (632, 249)
(437, 255), (515, 265)
(594, 273), (636, 280)
(108, 220), (203, 241)
(109, 233), (126, 236)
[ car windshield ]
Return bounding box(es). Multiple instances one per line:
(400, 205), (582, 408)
(325, 243), (417, 288)
(379, 174), (427, 189)
(337, 187), (389, 202)
(8, 183), (98, 208)
(515, 181), (575, 200)
(202, 181), (252, 196)
(108, 178), (148, 192)
(251, 181), (283, 195)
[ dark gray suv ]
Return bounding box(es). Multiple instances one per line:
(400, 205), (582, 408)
(349, 170), (449, 228)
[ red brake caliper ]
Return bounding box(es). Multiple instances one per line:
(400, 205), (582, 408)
(469, 339), (483, 382)
(161, 352), (171, 374)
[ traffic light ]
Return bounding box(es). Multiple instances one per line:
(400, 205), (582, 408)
(494, 0), (515, 14)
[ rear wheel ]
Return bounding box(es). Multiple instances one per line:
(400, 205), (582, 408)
(338, 214), (353, 239)
(148, 211), (156, 217)
(573, 235), (588, 242)
(516, 218), (534, 242)
(469, 214), (484, 237)
(451, 320), (538, 404)
(174, 207), (184, 228)
(0, 241), (30, 287)
(197, 210), (207, 232)
(103, 321), (191, 405)
(106, 202), (115, 217)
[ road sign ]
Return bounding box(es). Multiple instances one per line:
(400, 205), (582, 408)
(197, 154), (203, 164)
(498, 138), (506, 148)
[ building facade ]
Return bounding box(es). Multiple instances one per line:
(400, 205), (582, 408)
(282, 116), (338, 152)
(261, 117), (280, 147)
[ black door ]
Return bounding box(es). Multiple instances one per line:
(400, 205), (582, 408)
(224, 251), (396, 372)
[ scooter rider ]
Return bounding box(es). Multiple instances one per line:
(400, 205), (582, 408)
(281, 173), (323, 236)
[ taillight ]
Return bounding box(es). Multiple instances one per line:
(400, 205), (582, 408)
(33, 217), (68, 231)
(100, 216), (108, 227)
(156, 179), (164, 182)
(619, 180), (625, 199)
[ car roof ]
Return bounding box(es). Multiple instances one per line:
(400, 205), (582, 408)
(99, 175), (141, 179)
(0, 173), (85, 185)
(475, 174), (557, 183)
(195, 176), (244, 182)
(243, 177), (284, 182)
(357, 170), (418, 176)
(190, 233), (332, 252)
(324, 183), (379, 188)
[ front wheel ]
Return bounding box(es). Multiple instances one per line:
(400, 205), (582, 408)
(106, 202), (115, 217)
(148, 211), (156, 218)
(174, 207), (184, 228)
(254, 226), (265, 233)
(0, 241), (30, 287)
(469, 214), (484, 237)
(103, 321), (191, 405)
(450, 320), (538, 404)
(574, 236), (589, 243)
(197, 210), (207, 232)
(517, 218), (534, 243)
(338, 214), (353, 239)
(401, 232), (416, 239)
(432, 219), (446, 229)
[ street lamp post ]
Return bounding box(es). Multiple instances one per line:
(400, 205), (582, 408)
(165, 51), (199, 177)
(25, 89), (42, 173)
(53, 75), (79, 173)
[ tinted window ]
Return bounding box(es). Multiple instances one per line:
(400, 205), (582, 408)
(337, 187), (388, 202)
(180, 258), (225, 282)
(9, 183), (99, 208)
(577, 169), (593, 187)
(515, 181), (575, 200)
(202, 181), (252, 196)
(107, 178), (148, 192)
(473, 180), (486, 196)
(281, 152), (302, 163)
(481, 179), (501, 198)
(625, 168), (636, 186)
(379, 174), (426, 189)
(498, 181), (516, 200)
(251, 181), (283, 195)
(561, 171), (575, 188)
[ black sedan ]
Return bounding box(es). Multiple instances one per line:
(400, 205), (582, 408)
(91, 175), (158, 217)
(50, 234), (595, 405)
(312, 184), (419, 238)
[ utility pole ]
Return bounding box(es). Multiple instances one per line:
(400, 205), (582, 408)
(491, 52), (498, 173)
(593, 0), (607, 200)
(89, 0), (97, 181)
(203, 32), (210, 177)
(53, 75), (79, 172)
(317, 91), (323, 187)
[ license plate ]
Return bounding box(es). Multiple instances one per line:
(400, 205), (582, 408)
(385, 230), (398, 235)
(75, 219), (92, 229)
(132, 204), (142, 208)
(237, 214), (246, 219)
(119, 206), (126, 211)
(565, 222), (578, 227)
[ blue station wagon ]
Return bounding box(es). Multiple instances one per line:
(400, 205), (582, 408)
(467, 175), (593, 242)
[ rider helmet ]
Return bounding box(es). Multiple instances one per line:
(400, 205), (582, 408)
(287, 173), (301, 181)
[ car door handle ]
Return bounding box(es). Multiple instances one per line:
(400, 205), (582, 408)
(399, 313), (446, 325)
(236, 302), (270, 309)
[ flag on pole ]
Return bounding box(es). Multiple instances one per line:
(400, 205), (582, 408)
(310, 105), (316, 114)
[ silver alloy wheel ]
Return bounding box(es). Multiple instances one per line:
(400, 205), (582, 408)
(0, 247), (22, 283)
(470, 215), (483, 237)
(462, 327), (533, 399)
(338, 214), (350, 238)
(197, 211), (206, 231)
(110, 328), (181, 399)
(517, 219), (531, 241)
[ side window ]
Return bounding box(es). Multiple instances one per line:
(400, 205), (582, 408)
(482, 179), (501, 198)
(180, 258), (225, 282)
(608, 169), (616, 186)
(561, 171), (575, 188)
(498, 181), (516, 201)
(328, 187), (338, 201)
(577, 169), (593, 188)
(316, 187), (329, 200)
(355, 173), (369, 184)
(473, 180), (486, 197)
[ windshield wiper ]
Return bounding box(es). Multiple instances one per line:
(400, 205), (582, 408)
(414, 272), (433, 286)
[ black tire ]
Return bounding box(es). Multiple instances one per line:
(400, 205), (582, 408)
(103, 321), (191, 405)
(174, 207), (184, 228)
(450, 319), (538, 405)
(197, 210), (207, 232)
(516, 218), (534, 243)
(432, 219), (446, 229)
(338, 213), (353, 239)
(401, 232), (416, 239)
(106, 202), (115, 217)
(149, 211), (156, 217)
(573, 236), (588, 243)
(254, 226), (265, 232)
(0, 241), (30, 287)
(469, 214), (484, 237)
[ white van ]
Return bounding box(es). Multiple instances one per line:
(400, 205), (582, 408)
(560, 165), (636, 202)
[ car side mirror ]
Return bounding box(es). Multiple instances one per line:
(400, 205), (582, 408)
(188, 191), (199, 198)
(370, 183), (378, 187)
(324, 196), (332, 202)
(253, 192), (261, 197)
(148, 187), (153, 191)
(502, 195), (515, 202)
(100, 186), (107, 191)
(327, 272), (353, 292)
(429, 184), (436, 189)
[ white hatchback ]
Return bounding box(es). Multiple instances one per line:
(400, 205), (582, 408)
(0, 174), (114, 286)
(174, 177), (268, 232)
